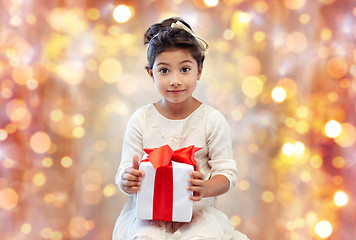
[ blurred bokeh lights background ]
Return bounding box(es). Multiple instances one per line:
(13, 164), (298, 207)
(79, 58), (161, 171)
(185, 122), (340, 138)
(1, 0), (356, 239)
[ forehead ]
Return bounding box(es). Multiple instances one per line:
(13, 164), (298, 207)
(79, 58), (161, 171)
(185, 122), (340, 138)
(154, 49), (195, 65)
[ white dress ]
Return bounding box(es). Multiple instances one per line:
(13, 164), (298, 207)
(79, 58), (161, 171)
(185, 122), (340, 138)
(113, 103), (249, 240)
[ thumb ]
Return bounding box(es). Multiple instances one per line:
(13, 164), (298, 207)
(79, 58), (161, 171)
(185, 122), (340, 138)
(132, 154), (140, 170)
(194, 158), (200, 172)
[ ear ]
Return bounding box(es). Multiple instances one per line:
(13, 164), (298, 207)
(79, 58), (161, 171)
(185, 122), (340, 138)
(146, 69), (154, 82)
(197, 64), (203, 81)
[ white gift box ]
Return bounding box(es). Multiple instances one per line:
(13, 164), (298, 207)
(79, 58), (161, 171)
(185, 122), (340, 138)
(136, 161), (193, 222)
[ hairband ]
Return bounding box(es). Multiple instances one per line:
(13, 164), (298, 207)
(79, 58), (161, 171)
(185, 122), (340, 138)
(149, 21), (209, 56)
(170, 21), (209, 55)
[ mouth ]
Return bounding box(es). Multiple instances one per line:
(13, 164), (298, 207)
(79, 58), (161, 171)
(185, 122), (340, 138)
(168, 90), (185, 94)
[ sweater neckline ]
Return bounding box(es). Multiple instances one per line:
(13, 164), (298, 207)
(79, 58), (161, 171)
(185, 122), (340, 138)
(151, 103), (204, 122)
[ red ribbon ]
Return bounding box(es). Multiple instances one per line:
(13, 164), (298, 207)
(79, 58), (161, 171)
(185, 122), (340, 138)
(141, 145), (201, 221)
(144, 145), (201, 169)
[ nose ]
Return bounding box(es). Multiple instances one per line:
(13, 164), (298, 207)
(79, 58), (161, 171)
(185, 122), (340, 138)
(170, 72), (182, 86)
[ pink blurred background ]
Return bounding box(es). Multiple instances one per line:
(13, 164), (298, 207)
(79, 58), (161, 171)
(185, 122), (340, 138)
(1, 0), (355, 239)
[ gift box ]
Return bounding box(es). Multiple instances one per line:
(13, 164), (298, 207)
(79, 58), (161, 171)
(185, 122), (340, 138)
(136, 145), (201, 222)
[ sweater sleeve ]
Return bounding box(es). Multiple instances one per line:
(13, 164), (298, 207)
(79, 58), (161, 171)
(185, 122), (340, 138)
(206, 109), (238, 190)
(115, 109), (145, 195)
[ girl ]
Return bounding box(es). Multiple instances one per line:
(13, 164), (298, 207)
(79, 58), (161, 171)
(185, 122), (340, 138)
(113, 17), (249, 240)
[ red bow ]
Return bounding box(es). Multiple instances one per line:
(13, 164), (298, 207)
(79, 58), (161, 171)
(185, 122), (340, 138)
(144, 145), (202, 169)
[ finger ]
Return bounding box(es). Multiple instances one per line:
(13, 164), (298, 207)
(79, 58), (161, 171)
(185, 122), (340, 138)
(189, 171), (203, 179)
(188, 178), (204, 186)
(132, 154), (140, 170)
(122, 179), (141, 187)
(123, 185), (141, 193)
(187, 185), (203, 193)
(122, 172), (142, 181)
(126, 167), (145, 177)
(190, 195), (202, 201)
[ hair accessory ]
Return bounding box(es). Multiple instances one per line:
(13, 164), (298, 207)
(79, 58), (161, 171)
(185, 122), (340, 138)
(170, 21), (209, 55)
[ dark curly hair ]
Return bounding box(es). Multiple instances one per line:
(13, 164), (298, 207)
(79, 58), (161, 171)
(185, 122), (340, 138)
(144, 17), (205, 70)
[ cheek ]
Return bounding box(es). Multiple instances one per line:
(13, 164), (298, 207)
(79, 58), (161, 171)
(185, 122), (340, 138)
(189, 78), (198, 88)
(154, 78), (165, 90)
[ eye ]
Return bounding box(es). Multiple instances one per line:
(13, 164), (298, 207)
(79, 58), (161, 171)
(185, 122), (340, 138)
(181, 67), (190, 73)
(159, 68), (169, 74)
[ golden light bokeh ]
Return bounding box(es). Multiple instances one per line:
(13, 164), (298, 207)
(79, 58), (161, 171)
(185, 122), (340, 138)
(286, 31), (308, 53)
(310, 155), (323, 169)
(296, 120), (309, 134)
(271, 87), (287, 103)
(30, 132), (52, 154)
(237, 55), (262, 78)
(314, 220), (333, 239)
(327, 57), (348, 79)
(20, 223), (32, 235)
(48, 8), (88, 35)
(61, 156), (73, 168)
(282, 142), (294, 156)
(241, 76), (264, 98)
(12, 64), (33, 85)
(68, 216), (90, 238)
(1, 1), (355, 239)
(324, 120), (342, 138)
(0, 188), (18, 210)
(103, 183), (117, 197)
(42, 157), (54, 168)
(230, 215), (242, 227)
(261, 190), (275, 203)
(5, 99), (31, 130)
(87, 8), (101, 21)
(33, 172), (47, 186)
(99, 58), (123, 83)
(57, 60), (85, 85)
(284, 0), (306, 10)
(299, 13), (310, 24)
(334, 190), (349, 207)
(239, 180), (250, 191)
(113, 5), (133, 23)
(204, 0), (219, 7)
(253, 31), (266, 42)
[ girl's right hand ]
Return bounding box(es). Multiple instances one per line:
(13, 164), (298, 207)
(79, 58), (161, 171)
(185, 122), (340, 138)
(121, 154), (145, 194)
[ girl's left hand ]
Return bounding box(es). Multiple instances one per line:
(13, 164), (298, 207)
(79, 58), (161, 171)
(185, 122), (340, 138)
(187, 160), (206, 201)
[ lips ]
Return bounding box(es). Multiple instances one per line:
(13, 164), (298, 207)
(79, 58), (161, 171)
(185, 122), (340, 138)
(168, 90), (185, 94)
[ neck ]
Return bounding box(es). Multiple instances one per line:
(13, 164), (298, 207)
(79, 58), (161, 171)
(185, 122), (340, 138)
(154, 98), (201, 120)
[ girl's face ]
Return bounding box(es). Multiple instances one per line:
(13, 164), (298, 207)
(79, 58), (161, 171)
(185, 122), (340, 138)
(147, 48), (202, 105)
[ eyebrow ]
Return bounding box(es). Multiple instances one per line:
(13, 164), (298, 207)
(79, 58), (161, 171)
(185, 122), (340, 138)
(180, 60), (194, 64)
(156, 60), (194, 66)
(156, 62), (169, 66)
